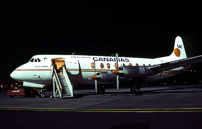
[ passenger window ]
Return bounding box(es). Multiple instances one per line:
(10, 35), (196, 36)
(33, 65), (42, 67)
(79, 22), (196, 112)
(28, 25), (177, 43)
(136, 63), (139, 66)
(107, 63), (110, 69)
(129, 63), (132, 66)
(100, 63), (104, 69)
(91, 63), (94, 68)
(122, 63), (125, 66)
(143, 64), (145, 66)
(114, 63), (119, 68)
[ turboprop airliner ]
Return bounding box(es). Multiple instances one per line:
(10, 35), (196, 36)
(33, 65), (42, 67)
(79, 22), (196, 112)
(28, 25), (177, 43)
(10, 36), (202, 98)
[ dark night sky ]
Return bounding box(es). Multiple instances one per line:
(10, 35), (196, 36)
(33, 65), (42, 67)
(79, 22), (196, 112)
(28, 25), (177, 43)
(1, 1), (201, 84)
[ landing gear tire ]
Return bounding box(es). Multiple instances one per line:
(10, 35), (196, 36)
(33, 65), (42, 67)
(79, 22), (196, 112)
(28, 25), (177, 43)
(100, 87), (105, 94)
(39, 92), (46, 98)
(130, 86), (140, 95)
(98, 86), (105, 94)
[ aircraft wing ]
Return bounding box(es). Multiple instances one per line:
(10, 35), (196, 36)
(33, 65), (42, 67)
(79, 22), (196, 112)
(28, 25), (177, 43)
(91, 55), (202, 82)
(150, 55), (202, 73)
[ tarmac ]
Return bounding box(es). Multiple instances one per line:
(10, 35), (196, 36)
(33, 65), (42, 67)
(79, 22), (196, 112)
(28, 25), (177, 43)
(1, 85), (202, 110)
(1, 85), (202, 129)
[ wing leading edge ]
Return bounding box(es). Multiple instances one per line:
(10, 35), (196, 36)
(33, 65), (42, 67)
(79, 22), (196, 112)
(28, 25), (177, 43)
(150, 55), (202, 73)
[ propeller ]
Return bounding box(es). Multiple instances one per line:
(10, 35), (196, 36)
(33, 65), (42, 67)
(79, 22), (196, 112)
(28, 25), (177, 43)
(93, 61), (97, 93)
(115, 53), (119, 91)
(90, 61), (104, 93)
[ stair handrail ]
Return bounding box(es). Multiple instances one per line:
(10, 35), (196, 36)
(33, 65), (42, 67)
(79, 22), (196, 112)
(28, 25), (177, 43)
(62, 65), (73, 97)
(52, 66), (63, 98)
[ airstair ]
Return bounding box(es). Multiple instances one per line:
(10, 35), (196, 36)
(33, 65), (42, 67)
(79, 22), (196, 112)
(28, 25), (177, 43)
(52, 65), (73, 98)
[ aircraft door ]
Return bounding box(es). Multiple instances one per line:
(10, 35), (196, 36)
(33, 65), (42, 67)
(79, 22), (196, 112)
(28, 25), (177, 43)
(66, 59), (79, 75)
(51, 58), (65, 75)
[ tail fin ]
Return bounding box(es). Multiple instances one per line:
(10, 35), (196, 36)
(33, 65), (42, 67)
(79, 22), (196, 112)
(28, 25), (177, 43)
(169, 36), (187, 60)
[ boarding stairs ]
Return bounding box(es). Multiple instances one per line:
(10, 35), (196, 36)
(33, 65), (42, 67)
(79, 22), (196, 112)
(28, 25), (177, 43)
(52, 65), (73, 98)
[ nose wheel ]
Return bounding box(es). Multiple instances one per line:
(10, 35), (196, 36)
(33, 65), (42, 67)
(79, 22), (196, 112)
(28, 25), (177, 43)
(39, 92), (46, 98)
(38, 89), (46, 98)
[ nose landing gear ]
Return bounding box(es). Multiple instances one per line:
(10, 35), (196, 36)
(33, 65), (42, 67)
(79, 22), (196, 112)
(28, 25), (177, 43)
(38, 89), (46, 98)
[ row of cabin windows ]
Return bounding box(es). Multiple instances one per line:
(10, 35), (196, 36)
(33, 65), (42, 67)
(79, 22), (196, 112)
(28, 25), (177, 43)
(91, 63), (152, 69)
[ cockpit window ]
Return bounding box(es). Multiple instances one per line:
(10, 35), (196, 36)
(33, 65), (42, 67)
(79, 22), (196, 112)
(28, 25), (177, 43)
(30, 58), (41, 62)
(30, 58), (34, 62)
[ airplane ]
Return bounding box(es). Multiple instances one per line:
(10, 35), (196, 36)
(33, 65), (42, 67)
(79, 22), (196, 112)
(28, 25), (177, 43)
(10, 36), (202, 98)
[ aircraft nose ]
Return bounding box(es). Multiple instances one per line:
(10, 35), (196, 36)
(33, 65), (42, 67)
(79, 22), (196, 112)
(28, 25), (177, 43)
(10, 71), (17, 79)
(10, 63), (28, 80)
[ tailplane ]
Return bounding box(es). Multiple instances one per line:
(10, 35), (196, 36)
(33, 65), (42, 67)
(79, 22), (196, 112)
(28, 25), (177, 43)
(155, 36), (187, 61)
(169, 36), (187, 60)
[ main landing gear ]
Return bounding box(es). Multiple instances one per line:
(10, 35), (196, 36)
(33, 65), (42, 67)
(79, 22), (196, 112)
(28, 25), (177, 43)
(130, 86), (141, 95)
(94, 86), (105, 94)
(98, 86), (105, 94)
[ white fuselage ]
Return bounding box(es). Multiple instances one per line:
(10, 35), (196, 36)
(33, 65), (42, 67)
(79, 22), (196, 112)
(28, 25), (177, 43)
(10, 55), (184, 86)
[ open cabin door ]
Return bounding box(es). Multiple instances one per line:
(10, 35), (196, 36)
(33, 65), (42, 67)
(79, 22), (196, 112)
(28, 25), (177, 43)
(66, 58), (79, 75)
(51, 58), (65, 75)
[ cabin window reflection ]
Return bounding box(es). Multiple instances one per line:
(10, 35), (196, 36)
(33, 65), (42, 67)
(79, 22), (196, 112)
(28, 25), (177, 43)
(91, 63), (94, 68)
(107, 63), (110, 69)
(100, 63), (104, 69)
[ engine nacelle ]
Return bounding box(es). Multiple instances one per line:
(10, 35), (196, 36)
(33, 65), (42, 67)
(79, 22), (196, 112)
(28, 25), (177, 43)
(89, 66), (156, 82)
(118, 66), (155, 78)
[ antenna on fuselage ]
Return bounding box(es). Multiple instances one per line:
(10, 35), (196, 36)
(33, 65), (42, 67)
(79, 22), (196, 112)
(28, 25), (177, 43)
(72, 52), (77, 55)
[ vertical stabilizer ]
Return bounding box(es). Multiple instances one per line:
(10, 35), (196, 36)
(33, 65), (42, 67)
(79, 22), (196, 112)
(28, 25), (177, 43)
(169, 36), (187, 60)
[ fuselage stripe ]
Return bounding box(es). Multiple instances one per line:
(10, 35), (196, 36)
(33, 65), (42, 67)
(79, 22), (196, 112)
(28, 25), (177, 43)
(15, 69), (51, 71)
(14, 69), (183, 74)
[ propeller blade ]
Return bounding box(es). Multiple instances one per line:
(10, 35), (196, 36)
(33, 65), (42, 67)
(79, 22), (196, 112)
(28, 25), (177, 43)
(115, 53), (119, 91)
(116, 53), (118, 69)
(95, 79), (97, 93)
(93, 61), (98, 93)
(116, 75), (119, 91)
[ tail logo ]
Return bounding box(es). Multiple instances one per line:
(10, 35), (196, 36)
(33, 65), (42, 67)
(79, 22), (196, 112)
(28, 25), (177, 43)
(177, 44), (182, 49)
(174, 48), (181, 57)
